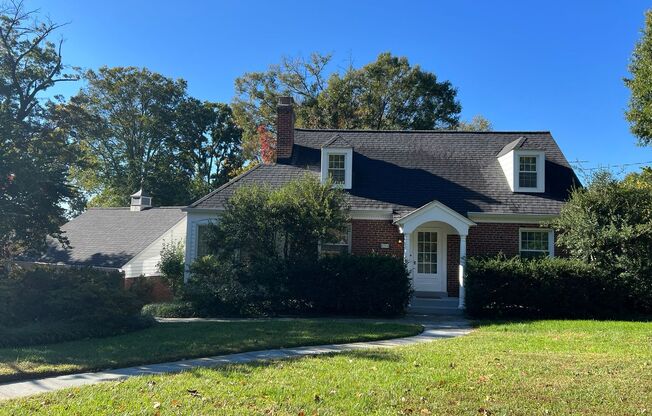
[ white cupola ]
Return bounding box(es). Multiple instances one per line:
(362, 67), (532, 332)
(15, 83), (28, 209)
(130, 189), (152, 211)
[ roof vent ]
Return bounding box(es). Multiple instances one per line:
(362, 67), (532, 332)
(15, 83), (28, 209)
(130, 189), (152, 212)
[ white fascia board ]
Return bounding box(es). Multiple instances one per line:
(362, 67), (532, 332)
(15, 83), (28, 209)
(182, 207), (224, 213)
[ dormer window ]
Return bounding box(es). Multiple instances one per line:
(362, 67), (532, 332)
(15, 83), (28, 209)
(320, 145), (353, 189)
(518, 156), (538, 188)
(497, 138), (545, 193)
(328, 154), (346, 184)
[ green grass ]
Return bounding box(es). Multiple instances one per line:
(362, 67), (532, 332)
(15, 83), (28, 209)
(0, 319), (422, 383)
(2, 320), (650, 415)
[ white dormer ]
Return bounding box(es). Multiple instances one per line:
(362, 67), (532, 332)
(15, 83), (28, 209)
(130, 189), (152, 211)
(320, 135), (353, 189)
(497, 138), (545, 193)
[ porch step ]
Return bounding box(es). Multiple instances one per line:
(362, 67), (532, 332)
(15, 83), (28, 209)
(408, 296), (463, 315)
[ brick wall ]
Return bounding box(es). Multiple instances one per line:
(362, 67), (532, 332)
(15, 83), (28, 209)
(447, 235), (460, 296)
(276, 97), (294, 159)
(124, 276), (173, 302)
(467, 223), (522, 257)
(350, 219), (403, 257)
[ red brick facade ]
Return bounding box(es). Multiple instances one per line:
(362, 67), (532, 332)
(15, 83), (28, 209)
(467, 223), (523, 257)
(350, 219), (403, 257)
(351, 220), (550, 295)
(124, 276), (173, 302)
(447, 235), (460, 296)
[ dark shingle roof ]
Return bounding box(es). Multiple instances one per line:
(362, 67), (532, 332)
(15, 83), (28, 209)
(191, 129), (579, 216)
(42, 207), (186, 268)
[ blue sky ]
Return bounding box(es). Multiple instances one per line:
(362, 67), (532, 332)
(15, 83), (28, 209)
(27, 0), (652, 175)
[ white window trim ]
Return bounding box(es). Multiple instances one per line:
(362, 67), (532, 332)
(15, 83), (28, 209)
(514, 151), (545, 193)
(519, 228), (554, 258)
(321, 148), (353, 189)
(318, 225), (352, 256)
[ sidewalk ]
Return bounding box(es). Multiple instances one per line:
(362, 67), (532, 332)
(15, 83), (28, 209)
(0, 319), (471, 401)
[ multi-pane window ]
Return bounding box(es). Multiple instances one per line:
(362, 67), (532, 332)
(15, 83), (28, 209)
(520, 230), (552, 259)
(519, 156), (538, 188)
(196, 224), (211, 258)
(328, 154), (346, 184)
(417, 231), (438, 274)
(320, 226), (351, 256)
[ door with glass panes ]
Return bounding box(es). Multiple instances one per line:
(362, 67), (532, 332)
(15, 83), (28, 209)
(411, 228), (445, 292)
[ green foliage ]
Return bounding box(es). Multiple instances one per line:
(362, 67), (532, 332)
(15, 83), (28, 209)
(141, 301), (197, 318)
(625, 10), (652, 145)
(456, 114), (493, 131)
(186, 255), (412, 317)
(207, 175), (350, 265)
(465, 256), (626, 318)
(0, 265), (152, 345)
(551, 170), (652, 313)
(291, 255), (413, 317)
(56, 67), (244, 206)
(184, 176), (409, 317)
(0, 3), (80, 261)
(157, 240), (185, 297)
(233, 52), (462, 159)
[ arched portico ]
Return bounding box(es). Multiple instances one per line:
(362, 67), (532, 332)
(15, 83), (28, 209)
(394, 201), (475, 309)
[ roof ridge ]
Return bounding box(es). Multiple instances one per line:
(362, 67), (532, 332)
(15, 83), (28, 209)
(87, 206), (185, 210)
(187, 163), (264, 208)
(295, 128), (552, 134)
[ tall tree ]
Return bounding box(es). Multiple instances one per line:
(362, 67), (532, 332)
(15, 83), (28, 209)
(176, 99), (243, 200)
(233, 53), (330, 159)
(58, 66), (190, 206)
(233, 52), (462, 160)
(0, 1), (79, 262)
(456, 115), (493, 131)
(625, 10), (652, 146)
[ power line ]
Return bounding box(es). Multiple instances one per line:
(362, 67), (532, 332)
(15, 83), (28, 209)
(569, 159), (652, 172)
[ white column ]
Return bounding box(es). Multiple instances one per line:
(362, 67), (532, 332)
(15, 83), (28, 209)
(458, 234), (467, 309)
(403, 232), (413, 281)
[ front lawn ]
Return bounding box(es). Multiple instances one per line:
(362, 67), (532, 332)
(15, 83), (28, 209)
(0, 319), (422, 383)
(3, 320), (650, 415)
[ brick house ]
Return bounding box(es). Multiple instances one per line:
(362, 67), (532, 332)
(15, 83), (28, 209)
(183, 97), (579, 309)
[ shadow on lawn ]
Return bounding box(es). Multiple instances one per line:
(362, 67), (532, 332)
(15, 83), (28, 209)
(468, 314), (652, 329)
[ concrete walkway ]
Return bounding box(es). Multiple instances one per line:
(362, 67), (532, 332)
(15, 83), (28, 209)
(0, 318), (471, 401)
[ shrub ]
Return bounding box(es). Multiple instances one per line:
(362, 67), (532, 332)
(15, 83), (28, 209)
(552, 170), (652, 314)
(0, 265), (152, 344)
(293, 255), (412, 317)
(465, 256), (628, 319)
(184, 256), (286, 316)
(157, 240), (185, 297)
(142, 301), (198, 318)
(184, 254), (412, 318)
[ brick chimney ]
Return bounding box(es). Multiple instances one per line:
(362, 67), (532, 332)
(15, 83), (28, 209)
(276, 96), (295, 160)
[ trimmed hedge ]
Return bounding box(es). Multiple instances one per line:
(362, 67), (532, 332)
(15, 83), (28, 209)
(185, 254), (412, 318)
(292, 255), (413, 317)
(142, 301), (198, 318)
(465, 256), (628, 318)
(0, 265), (153, 346)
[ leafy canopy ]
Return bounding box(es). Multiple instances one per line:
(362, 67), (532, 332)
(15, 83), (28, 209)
(0, 1), (80, 261)
(205, 175), (350, 265)
(57, 67), (243, 206)
(551, 170), (652, 312)
(233, 52), (468, 160)
(625, 10), (652, 146)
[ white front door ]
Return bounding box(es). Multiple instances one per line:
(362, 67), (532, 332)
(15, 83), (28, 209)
(411, 228), (445, 293)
